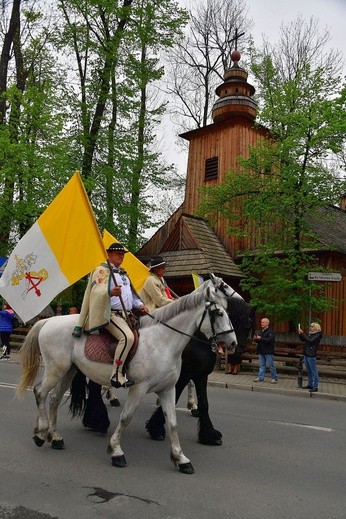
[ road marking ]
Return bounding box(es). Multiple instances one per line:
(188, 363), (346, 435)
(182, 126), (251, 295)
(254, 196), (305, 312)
(271, 420), (334, 432)
(0, 382), (18, 389)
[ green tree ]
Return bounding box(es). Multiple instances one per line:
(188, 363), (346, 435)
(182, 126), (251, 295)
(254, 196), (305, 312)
(198, 16), (346, 323)
(57, 0), (187, 249)
(165, 0), (252, 134)
(0, 2), (73, 254)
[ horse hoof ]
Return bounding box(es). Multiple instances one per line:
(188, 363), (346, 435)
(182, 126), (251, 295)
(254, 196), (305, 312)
(110, 398), (121, 407)
(146, 429), (165, 441)
(199, 437), (222, 446)
(190, 408), (199, 418)
(32, 434), (45, 447)
(178, 462), (195, 474)
(150, 432), (165, 441)
(111, 455), (127, 468)
(145, 421), (166, 441)
(51, 439), (65, 450)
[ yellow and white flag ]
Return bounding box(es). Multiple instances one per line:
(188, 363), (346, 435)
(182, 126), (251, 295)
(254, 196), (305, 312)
(102, 229), (149, 292)
(0, 172), (107, 323)
(192, 272), (204, 289)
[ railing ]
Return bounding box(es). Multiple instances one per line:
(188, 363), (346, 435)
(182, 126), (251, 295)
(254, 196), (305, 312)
(217, 338), (346, 379)
(9, 327), (30, 350)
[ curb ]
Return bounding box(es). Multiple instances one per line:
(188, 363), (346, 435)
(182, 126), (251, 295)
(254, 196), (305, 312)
(6, 353), (346, 403)
(208, 380), (346, 403)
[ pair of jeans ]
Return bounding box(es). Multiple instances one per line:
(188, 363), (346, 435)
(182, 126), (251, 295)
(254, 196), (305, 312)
(258, 354), (278, 381)
(304, 355), (319, 389)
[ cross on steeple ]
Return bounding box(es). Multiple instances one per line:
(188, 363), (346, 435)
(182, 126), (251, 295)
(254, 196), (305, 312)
(229, 27), (245, 52)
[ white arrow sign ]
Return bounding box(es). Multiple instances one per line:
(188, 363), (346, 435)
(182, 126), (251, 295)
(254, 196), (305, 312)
(308, 272), (342, 282)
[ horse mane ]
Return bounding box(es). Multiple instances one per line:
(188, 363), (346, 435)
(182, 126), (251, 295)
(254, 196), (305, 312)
(140, 286), (208, 329)
(227, 297), (252, 329)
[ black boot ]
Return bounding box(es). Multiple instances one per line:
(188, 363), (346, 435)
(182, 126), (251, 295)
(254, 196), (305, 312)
(110, 375), (134, 388)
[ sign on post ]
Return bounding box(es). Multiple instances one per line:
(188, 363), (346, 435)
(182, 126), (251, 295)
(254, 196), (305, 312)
(308, 272), (342, 282)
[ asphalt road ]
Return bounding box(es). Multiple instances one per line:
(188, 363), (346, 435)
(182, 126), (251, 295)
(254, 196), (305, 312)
(0, 361), (345, 519)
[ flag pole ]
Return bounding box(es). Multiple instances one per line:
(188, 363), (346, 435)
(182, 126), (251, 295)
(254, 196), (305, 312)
(76, 171), (133, 329)
(106, 260), (133, 330)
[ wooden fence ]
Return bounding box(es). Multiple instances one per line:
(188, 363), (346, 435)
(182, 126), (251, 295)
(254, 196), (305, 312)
(218, 333), (346, 379)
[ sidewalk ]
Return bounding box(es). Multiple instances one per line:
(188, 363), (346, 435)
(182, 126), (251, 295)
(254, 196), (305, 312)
(208, 369), (346, 402)
(5, 350), (346, 402)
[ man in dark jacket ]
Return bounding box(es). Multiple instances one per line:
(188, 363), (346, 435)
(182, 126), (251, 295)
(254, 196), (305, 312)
(298, 322), (322, 392)
(253, 318), (278, 383)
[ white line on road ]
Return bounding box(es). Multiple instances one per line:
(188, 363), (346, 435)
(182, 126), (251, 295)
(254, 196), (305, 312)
(0, 382), (18, 389)
(270, 420), (334, 432)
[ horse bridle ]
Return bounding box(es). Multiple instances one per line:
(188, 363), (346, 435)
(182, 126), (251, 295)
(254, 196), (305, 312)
(215, 280), (237, 300)
(147, 300), (235, 349)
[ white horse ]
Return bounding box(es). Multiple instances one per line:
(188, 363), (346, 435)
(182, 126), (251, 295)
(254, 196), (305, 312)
(16, 280), (237, 474)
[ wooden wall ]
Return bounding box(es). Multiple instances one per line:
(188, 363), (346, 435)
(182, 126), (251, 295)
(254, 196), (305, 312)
(182, 118), (269, 257)
(181, 120), (345, 339)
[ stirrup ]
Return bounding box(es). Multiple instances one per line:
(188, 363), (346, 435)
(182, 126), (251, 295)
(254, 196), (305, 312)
(110, 375), (134, 389)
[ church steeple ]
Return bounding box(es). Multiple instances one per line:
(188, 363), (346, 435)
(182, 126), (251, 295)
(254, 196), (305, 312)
(212, 43), (257, 123)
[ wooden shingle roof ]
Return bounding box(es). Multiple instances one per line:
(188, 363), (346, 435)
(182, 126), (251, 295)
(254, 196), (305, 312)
(307, 205), (346, 254)
(139, 214), (243, 279)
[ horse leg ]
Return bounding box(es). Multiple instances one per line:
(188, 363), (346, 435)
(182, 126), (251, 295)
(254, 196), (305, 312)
(187, 380), (198, 416)
(103, 386), (121, 407)
(187, 380), (197, 410)
(145, 371), (189, 441)
(107, 385), (143, 468)
(194, 375), (222, 445)
(47, 367), (77, 449)
(158, 388), (194, 474)
(33, 370), (69, 447)
(83, 381), (110, 434)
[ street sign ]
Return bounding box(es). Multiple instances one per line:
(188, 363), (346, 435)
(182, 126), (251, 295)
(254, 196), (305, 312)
(308, 272), (342, 282)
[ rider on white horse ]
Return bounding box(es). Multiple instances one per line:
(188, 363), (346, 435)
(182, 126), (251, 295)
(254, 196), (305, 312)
(139, 256), (176, 311)
(72, 242), (148, 388)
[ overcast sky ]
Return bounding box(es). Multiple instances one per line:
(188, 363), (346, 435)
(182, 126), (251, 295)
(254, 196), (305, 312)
(162, 0), (346, 173)
(147, 0), (346, 239)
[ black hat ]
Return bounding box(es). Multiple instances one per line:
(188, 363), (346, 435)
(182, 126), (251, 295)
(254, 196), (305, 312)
(107, 242), (128, 253)
(149, 256), (166, 270)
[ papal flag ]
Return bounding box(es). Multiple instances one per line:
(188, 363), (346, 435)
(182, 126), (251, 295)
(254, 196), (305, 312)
(0, 172), (107, 323)
(102, 229), (149, 292)
(192, 272), (204, 289)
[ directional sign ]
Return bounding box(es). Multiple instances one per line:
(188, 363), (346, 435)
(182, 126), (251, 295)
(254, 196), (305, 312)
(308, 272), (342, 282)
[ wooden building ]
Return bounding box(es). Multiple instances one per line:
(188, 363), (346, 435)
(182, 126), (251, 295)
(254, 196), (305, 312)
(138, 50), (346, 340)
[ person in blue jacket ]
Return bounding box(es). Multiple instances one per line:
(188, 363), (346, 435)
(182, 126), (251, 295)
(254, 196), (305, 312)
(0, 302), (15, 359)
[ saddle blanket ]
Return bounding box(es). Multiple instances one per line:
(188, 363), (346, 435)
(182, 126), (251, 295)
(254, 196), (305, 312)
(84, 330), (114, 364)
(84, 329), (138, 365)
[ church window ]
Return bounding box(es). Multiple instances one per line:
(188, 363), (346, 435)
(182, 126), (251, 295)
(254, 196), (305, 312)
(205, 157), (218, 181)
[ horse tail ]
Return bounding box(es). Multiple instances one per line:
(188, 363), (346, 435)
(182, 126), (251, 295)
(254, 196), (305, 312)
(16, 319), (47, 398)
(69, 370), (88, 418)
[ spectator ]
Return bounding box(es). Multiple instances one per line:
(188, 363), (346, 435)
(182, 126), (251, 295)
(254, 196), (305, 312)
(0, 302), (15, 359)
(253, 318), (278, 383)
(227, 351), (242, 375)
(298, 322), (322, 393)
(69, 306), (78, 314)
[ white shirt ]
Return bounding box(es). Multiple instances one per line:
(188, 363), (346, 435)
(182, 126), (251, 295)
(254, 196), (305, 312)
(109, 267), (143, 311)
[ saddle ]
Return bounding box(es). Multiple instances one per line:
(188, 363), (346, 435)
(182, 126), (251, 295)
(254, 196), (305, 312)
(84, 328), (139, 366)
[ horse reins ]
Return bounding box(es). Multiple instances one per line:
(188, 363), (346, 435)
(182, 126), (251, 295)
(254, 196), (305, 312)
(146, 300), (235, 348)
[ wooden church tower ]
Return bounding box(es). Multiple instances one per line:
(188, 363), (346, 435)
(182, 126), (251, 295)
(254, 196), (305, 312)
(138, 46), (268, 293)
(180, 48), (269, 257)
(138, 45), (346, 340)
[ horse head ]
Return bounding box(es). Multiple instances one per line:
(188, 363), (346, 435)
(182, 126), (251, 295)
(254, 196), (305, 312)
(198, 285), (238, 354)
(208, 274), (254, 354)
(209, 273), (243, 302)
